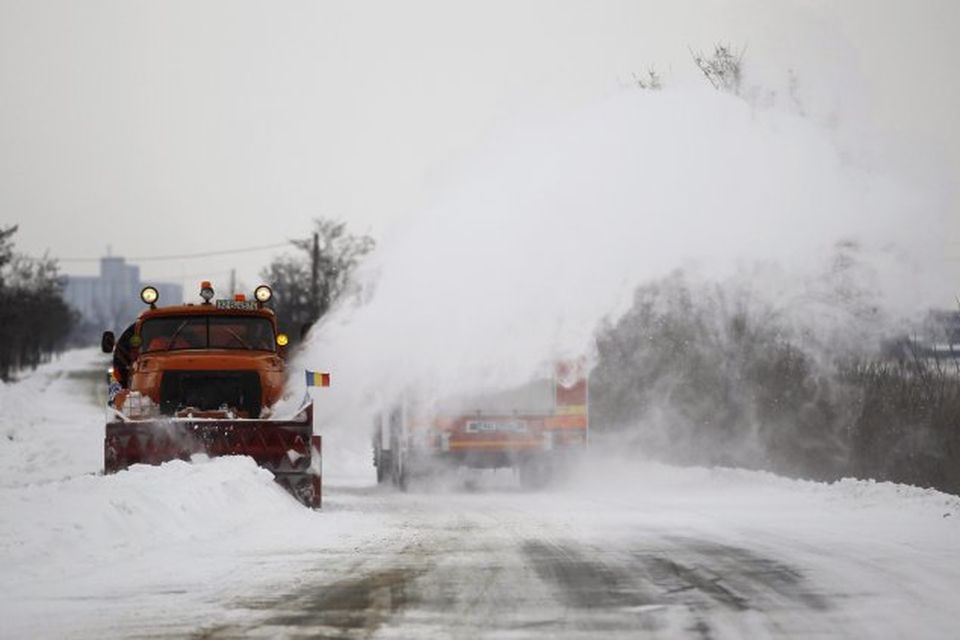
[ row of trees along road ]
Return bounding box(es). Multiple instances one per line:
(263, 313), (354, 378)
(0, 225), (74, 382)
(261, 218), (375, 344)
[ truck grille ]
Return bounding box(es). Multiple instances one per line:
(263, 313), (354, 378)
(159, 371), (262, 417)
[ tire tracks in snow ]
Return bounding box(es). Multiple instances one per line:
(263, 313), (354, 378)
(188, 489), (846, 639)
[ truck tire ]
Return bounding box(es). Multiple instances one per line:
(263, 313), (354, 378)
(393, 447), (409, 491)
(376, 450), (393, 485)
(389, 430), (409, 491)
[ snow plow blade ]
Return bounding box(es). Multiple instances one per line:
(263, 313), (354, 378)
(104, 403), (321, 508)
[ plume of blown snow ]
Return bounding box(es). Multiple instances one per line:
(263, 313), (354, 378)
(289, 86), (947, 471)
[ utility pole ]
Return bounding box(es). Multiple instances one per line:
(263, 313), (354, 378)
(229, 268), (236, 295)
(311, 232), (320, 319)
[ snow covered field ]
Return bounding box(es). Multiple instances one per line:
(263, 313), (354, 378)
(2, 350), (959, 639)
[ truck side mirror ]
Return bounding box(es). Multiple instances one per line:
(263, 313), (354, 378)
(101, 331), (115, 353)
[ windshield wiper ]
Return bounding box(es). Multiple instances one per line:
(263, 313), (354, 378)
(166, 319), (191, 350)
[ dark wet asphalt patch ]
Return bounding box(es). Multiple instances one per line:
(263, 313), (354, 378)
(659, 538), (832, 612)
(522, 540), (657, 611)
(262, 567), (422, 629)
(194, 565), (425, 639)
(522, 537), (832, 638)
(641, 555), (750, 611)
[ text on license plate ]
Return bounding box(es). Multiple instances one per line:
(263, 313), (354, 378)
(465, 420), (528, 433)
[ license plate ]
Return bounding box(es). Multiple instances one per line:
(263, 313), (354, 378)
(465, 420), (528, 433)
(215, 300), (258, 310)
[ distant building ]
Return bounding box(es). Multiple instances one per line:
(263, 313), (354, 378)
(64, 256), (182, 331)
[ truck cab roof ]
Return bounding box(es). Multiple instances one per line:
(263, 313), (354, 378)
(137, 301), (275, 321)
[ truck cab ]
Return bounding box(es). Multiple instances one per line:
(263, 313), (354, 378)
(103, 282), (289, 419)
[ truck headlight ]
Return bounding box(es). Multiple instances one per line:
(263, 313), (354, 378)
(140, 286), (159, 306)
(254, 285), (273, 303)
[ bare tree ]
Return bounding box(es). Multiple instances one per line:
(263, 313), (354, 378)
(0, 228), (73, 380)
(0, 225), (16, 290)
(631, 68), (663, 91)
(787, 68), (806, 116)
(690, 44), (745, 95)
(262, 218), (375, 341)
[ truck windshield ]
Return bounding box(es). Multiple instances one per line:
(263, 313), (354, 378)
(140, 316), (275, 352)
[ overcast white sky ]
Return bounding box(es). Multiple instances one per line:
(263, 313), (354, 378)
(1, 0), (958, 299)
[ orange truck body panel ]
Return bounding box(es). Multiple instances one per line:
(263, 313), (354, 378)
(425, 367), (588, 457)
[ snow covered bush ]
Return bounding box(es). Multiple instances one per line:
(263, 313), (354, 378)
(590, 271), (855, 481)
(591, 271), (960, 495)
(846, 356), (960, 495)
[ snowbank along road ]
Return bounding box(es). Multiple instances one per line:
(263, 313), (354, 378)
(2, 350), (959, 639)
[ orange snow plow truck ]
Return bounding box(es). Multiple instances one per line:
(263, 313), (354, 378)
(373, 362), (588, 489)
(101, 282), (321, 507)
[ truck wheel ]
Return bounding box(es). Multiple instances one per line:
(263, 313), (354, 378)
(389, 431), (409, 491)
(376, 450), (393, 485)
(393, 449), (410, 491)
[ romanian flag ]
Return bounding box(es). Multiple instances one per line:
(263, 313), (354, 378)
(305, 370), (331, 388)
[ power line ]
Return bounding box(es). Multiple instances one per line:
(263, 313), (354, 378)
(58, 241), (292, 263)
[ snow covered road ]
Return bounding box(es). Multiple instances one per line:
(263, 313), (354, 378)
(185, 481), (960, 640)
(2, 351), (960, 639)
